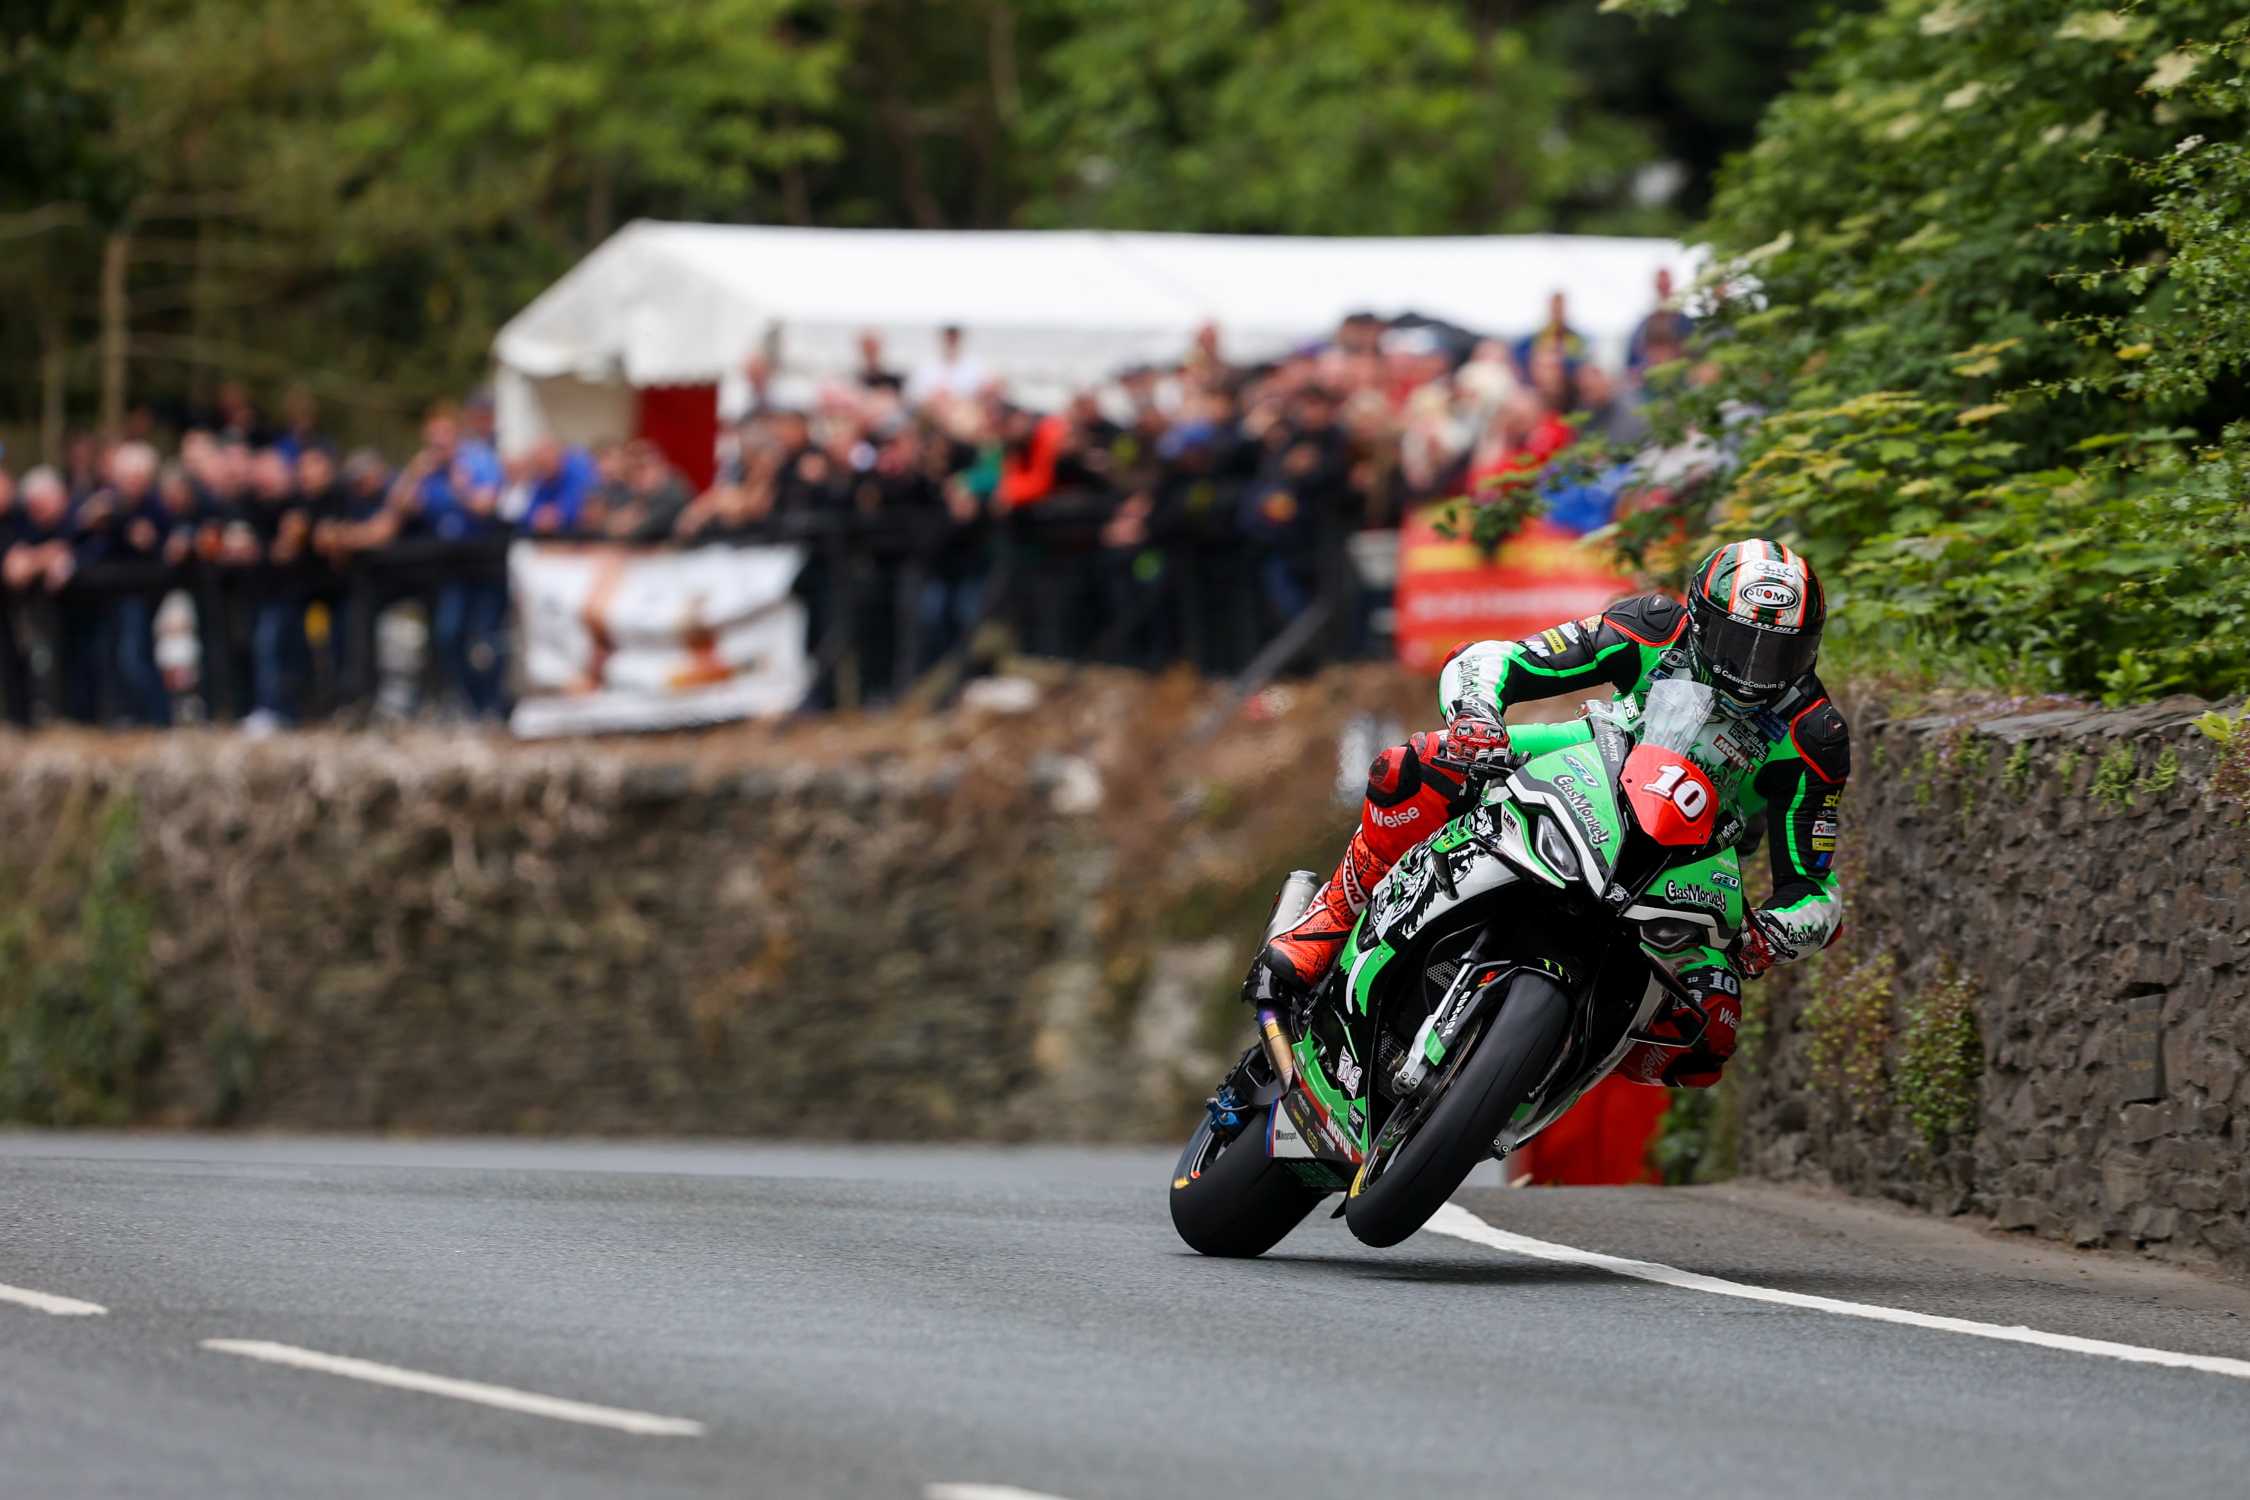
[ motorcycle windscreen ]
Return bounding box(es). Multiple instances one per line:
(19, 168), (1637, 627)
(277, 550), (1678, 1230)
(1619, 743), (1718, 848)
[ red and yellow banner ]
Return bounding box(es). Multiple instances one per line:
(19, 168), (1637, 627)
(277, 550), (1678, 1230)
(1392, 508), (1634, 675)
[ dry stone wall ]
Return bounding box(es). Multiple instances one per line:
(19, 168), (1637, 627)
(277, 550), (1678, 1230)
(0, 667), (1413, 1142)
(1737, 693), (2250, 1275)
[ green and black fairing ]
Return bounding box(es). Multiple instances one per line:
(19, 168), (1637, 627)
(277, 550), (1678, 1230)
(1276, 686), (1747, 1175)
(1438, 590), (1848, 967)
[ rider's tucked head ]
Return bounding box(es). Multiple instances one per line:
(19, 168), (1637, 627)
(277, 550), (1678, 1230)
(1686, 539), (1824, 711)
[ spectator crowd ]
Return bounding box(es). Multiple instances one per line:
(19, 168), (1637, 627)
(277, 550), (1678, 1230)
(0, 271), (1708, 731)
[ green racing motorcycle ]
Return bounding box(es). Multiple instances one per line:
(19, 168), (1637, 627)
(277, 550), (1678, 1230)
(1170, 676), (1747, 1254)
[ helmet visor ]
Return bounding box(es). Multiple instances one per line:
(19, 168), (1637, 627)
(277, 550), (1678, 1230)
(1697, 611), (1817, 700)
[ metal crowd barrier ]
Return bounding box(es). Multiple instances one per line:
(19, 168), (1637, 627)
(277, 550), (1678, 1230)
(0, 493), (1368, 727)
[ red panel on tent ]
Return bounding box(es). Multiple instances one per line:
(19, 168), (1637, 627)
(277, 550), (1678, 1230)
(636, 384), (719, 492)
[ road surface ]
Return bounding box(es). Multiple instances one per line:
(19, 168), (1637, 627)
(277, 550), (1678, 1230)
(3, 1134), (2248, 1498)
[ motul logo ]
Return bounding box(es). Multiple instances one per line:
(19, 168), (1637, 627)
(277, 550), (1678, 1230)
(1372, 806), (1421, 829)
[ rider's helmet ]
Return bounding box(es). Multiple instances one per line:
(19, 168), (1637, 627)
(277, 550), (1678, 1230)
(1686, 539), (1824, 709)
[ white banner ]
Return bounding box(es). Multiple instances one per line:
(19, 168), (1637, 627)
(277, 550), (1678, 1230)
(508, 542), (811, 738)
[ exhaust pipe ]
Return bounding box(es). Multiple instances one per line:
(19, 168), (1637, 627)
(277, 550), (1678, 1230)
(1256, 869), (1322, 1086)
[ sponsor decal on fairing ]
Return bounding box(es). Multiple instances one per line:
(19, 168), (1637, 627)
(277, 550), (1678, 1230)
(1662, 879), (1727, 915)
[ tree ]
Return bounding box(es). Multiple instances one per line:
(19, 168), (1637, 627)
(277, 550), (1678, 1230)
(7, 0), (840, 446)
(1018, 0), (1661, 235)
(1635, 0), (2250, 701)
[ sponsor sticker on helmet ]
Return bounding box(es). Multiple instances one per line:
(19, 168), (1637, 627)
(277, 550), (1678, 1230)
(1741, 580), (1801, 611)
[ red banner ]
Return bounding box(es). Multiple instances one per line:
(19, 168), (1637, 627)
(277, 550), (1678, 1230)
(1392, 509), (1635, 675)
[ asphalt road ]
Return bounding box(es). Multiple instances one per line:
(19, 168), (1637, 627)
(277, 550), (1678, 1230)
(4, 1134), (2249, 1499)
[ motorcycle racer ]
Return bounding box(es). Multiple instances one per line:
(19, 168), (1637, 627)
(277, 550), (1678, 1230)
(1243, 538), (1848, 1088)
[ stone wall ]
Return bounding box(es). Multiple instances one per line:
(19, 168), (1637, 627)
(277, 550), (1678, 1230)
(1736, 693), (2250, 1275)
(0, 666), (1417, 1142)
(10, 664), (2243, 1272)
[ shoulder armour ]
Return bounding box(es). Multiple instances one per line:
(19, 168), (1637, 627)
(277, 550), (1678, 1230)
(1788, 694), (1851, 784)
(1602, 592), (1688, 649)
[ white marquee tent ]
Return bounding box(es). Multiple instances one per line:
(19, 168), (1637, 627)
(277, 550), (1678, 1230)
(491, 220), (1696, 469)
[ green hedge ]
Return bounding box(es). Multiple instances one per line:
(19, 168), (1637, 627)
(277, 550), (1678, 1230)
(1618, 0), (2250, 703)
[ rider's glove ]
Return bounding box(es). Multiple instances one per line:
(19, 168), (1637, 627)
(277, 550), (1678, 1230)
(1735, 912), (1782, 980)
(1431, 700), (1512, 777)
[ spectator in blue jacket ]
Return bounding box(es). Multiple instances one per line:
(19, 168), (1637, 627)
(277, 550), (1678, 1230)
(394, 405), (503, 541)
(518, 437), (600, 535)
(390, 405), (508, 717)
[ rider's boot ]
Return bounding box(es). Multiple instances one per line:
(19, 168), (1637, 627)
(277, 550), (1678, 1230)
(1242, 829), (1389, 1009)
(1241, 730), (1478, 1010)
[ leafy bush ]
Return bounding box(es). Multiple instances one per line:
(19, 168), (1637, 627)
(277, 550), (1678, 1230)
(1895, 965), (1981, 1151)
(0, 798), (156, 1125)
(1803, 947), (1893, 1124)
(1632, 0), (2250, 703)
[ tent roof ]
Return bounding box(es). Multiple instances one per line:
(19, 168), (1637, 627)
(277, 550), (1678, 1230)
(494, 221), (1695, 397)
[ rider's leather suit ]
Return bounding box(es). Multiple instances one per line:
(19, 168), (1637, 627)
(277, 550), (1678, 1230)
(1269, 591), (1849, 1087)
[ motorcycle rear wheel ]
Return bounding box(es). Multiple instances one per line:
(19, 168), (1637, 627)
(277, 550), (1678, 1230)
(1343, 972), (1571, 1249)
(1169, 1107), (1328, 1258)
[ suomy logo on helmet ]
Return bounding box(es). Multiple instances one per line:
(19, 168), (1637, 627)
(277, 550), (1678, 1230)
(1740, 580), (1801, 611)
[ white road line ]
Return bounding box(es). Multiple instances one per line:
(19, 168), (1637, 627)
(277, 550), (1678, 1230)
(201, 1340), (705, 1437)
(927, 1487), (1077, 1500)
(0, 1281), (107, 1317)
(1427, 1204), (2250, 1382)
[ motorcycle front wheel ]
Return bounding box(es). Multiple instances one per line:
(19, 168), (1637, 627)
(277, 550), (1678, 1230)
(1343, 971), (1571, 1249)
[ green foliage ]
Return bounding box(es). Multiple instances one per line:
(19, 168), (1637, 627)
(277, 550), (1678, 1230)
(2002, 739), (2035, 799)
(2194, 707), (2250, 813)
(2091, 743), (2139, 808)
(0, 797), (156, 1124)
(2194, 707), (2249, 747)
(1804, 947), (1893, 1125)
(1641, 0), (2250, 703)
(1023, 0), (1711, 237)
(1447, 485), (1544, 555)
(1912, 744), (1938, 808)
(1895, 963), (1980, 1152)
(3, 0), (839, 438)
(2141, 744), (2181, 800)
(1652, 1082), (1740, 1185)
(1951, 731), (1990, 821)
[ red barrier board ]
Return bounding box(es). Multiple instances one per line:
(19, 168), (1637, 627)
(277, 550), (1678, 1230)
(1392, 509), (1634, 675)
(1515, 1074), (1672, 1186)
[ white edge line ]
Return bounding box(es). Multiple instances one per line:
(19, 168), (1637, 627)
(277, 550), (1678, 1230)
(201, 1339), (705, 1437)
(0, 1282), (107, 1317)
(1426, 1204), (2250, 1381)
(927, 1487), (1078, 1500)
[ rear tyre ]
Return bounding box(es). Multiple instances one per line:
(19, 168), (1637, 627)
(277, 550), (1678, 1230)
(1169, 1107), (1328, 1258)
(1343, 973), (1572, 1249)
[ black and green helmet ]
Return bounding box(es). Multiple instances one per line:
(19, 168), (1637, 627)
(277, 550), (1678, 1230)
(1687, 539), (1825, 707)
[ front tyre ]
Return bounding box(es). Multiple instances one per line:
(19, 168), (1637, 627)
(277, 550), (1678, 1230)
(1343, 973), (1571, 1249)
(1169, 1107), (1327, 1258)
